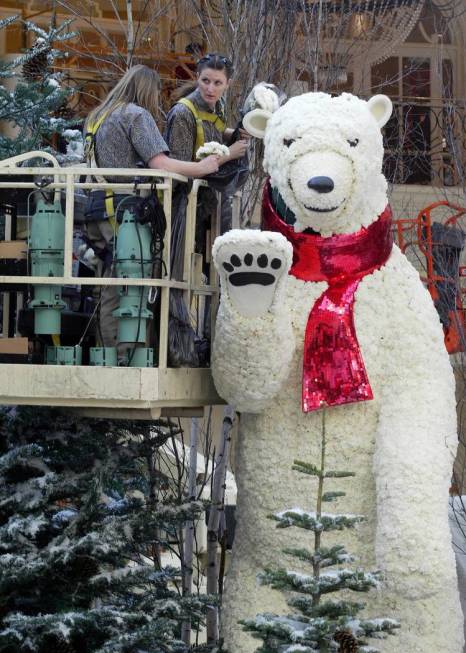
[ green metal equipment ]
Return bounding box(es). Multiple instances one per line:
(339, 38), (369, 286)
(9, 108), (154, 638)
(28, 201), (154, 367)
(46, 345), (82, 365)
(112, 208), (154, 366)
(89, 347), (118, 367)
(28, 199), (66, 335)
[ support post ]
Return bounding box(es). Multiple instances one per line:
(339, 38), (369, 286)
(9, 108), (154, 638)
(181, 417), (200, 645)
(206, 405), (235, 644)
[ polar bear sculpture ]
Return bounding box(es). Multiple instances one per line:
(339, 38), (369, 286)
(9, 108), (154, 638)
(211, 92), (463, 653)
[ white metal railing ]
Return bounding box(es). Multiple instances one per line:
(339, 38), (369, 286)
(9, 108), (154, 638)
(0, 152), (220, 370)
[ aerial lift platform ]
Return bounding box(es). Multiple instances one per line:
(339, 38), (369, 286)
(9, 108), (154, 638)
(0, 152), (224, 420)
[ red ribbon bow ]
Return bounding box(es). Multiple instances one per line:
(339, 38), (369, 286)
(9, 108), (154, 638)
(262, 182), (393, 412)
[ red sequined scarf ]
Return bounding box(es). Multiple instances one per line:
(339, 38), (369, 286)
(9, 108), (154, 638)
(262, 182), (393, 412)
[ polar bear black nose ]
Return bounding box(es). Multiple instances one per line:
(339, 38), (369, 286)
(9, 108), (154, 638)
(307, 176), (334, 193)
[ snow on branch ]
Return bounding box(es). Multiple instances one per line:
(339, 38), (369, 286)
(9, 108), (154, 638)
(272, 508), (365, 532)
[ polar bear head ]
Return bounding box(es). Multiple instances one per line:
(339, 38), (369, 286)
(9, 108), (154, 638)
(247, 92), (392, 237)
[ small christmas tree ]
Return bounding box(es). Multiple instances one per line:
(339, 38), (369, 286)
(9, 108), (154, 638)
(241, 410), (399, 652)
(0, 407), (213, 653)
(0, 17), (82, 161)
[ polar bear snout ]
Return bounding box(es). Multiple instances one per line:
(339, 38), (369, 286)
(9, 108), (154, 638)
(289, 150), (353, 224)
(307, 176), (334, 193)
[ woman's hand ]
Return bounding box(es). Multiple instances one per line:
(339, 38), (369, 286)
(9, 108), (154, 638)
(225, 139), (248, 161)
(196, 154), (220, 175)
(149, 152), (219, 178)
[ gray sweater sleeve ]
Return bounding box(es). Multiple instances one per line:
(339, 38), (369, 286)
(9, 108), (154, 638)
(164, 104), (197, 162)
(128, 108), (169, 164)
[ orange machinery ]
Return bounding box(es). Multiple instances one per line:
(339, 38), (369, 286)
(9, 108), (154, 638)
(393, 201), (466, 354)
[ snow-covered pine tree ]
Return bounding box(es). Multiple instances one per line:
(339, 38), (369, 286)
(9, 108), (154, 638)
(0, 17), (82, 161)
(241, 410), (400, 653)
(0, 406), (213, 653)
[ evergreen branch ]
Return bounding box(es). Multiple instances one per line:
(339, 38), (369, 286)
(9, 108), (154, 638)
(0, 514), (49, 547)
(0, 15), (19, 30)
(0, 471), (96, 519)
(0, 608), (181, 652)
(259, 567), (380, 595)
(322, 491), (346, 502)
(6, 45), (53, 71)
(90, 564), (182, 593)
(324, 470), (356, 478)
(292, 460), (321, 477)
(0, 443), (44, 473)
(241, 612), (346, 650)
(288, 596), (365, 619)
(0, 16), (20, 77)
(22, 19), (78, 44)
(0, 83), (73, 124)
(240, 614), (317, 649)
(272, 508), (365, 532)
(358, 617), (401, 636)
(283, 544), (354, 568)
(23, 21), (49, 40)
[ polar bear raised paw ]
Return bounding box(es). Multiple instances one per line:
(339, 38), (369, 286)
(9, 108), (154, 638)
(213, 230), (293, 318)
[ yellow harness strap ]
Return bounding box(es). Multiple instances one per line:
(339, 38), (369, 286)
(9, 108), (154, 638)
(85, 108), (117, 231)
(178, 98), (226, 158)
(84, 109), (111, 160)
(105, 191), (117, 232)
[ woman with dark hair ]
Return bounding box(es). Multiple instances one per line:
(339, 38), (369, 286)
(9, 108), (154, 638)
(164, 54), (249, 367)
(165, 53), (249, 171)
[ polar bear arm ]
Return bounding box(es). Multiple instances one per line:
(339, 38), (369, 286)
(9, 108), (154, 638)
(212, 230), (295, 412)
(212, 300), (295, 412)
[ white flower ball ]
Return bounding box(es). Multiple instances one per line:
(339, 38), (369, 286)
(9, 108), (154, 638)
(196, 141), (229, 159)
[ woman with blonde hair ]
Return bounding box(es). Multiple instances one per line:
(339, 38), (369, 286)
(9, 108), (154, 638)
(83, 64), (219, 356)
(85, 64), (219, 180)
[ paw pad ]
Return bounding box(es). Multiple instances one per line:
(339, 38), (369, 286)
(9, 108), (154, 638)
(222, 253), (283, 287)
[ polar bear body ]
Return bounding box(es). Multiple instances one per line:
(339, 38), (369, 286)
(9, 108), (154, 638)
(211, 92), (463, 652)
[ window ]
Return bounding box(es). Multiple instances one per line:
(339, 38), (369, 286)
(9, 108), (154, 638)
(369, 3), (461, 187)
(371, 54), (460, 186)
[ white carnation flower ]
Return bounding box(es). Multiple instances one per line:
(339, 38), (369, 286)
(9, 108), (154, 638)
(196, 141), (229, 159)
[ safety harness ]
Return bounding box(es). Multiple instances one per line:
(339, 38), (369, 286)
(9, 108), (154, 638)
(84, 107), (119, 231)
(177, 97), (226, 158)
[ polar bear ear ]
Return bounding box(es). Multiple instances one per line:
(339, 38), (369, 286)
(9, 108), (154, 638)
(242, 83), (286, 139)
(367, 94), (393, 128)
(242, 108), (273, 139)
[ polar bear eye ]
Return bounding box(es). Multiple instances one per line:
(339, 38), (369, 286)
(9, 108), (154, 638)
(348, 138), (359, 147)
(283, 138), (295, 148)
